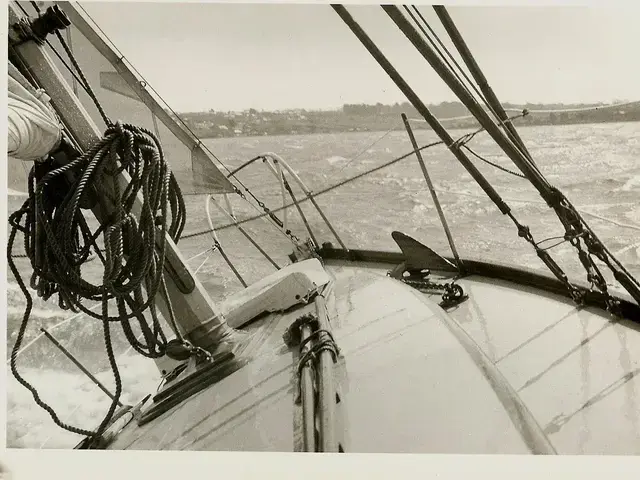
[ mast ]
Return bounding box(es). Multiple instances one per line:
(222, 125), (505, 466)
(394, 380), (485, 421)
(381, 5), (556, 205)
(331, 4), (511, 216)
(432, 6), (535, 165)
(7, 1), (235, 352)
(335, 4), (640, 307)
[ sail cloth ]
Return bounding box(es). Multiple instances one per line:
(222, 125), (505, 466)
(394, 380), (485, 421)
(32, 1), (234, 195)
(6, 2), (234, 195)
(7, 68), (62, 162)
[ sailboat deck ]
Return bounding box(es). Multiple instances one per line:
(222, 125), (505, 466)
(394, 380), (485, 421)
(105, 259), (640, 454)
(324, 261), (640, 454)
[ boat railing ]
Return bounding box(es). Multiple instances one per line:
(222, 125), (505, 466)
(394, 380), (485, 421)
(188, 122), (640, 294)
(195, 151), (354, 289)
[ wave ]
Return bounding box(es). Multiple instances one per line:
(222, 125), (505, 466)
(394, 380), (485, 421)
(617, 174), (640, 192)
(325, 155), (348, 165)
(7, 353), (160, 448)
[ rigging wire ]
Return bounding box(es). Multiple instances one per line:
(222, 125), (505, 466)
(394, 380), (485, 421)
(332, 127), (396, 179)
(403, 6), (487, 113)
(408, 100), (640, 124)
(462, 145), (526, 179)
(504, 100), (640, 114)
(182, 140), (445, 240)
(6, 303), (101, 365)
(407, 6), (503, 127)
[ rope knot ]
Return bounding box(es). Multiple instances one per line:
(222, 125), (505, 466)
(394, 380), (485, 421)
(105, 120), (125, 137)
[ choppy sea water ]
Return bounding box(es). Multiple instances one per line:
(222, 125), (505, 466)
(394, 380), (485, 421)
(6, 121), (640, 448)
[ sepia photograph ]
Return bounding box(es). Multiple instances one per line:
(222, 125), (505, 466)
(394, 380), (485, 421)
(4, 0), (640, 467)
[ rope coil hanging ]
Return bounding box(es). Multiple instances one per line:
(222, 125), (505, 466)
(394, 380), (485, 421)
(8, 119), (187, 440)
(8, 9), (188, 443)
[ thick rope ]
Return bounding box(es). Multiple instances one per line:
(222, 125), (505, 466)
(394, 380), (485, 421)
(9, 7), (187, 437)
(8, 120), (186, 440)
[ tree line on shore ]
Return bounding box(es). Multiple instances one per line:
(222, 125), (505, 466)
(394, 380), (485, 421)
(176, 100), (639, 138)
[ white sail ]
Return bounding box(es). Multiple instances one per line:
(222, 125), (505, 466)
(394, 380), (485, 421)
(10, 1), (235, 196)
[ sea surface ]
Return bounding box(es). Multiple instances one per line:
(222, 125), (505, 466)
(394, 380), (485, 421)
(6, 121), (640, 449)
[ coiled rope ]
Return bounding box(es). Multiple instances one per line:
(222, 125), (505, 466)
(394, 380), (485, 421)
(8, 120), (186, 440)
(8, 22), (186, 442)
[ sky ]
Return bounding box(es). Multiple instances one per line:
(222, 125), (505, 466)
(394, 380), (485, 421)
(75, 1), (640, 113)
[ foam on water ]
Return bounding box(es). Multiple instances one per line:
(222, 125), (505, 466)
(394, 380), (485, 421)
(325, 155), (348, 165)
(7, 354), (160, 448)
(619, 174), (640, 192)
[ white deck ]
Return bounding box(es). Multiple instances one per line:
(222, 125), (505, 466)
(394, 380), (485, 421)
(326, 261), (640, 454)
(107, 260), (640, 454)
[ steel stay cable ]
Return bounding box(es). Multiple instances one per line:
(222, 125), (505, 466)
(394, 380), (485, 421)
(331, 127), (396, 180)
(404, 6), (491, 115)
(503, 100), (640, 114)
(6, 302), (102, 365)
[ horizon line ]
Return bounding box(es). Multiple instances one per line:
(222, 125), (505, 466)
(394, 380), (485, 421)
(174, 98), (633, 115)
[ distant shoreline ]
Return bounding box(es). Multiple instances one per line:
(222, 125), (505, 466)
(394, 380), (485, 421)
(176, 101), (640, 139)
(202, 118), (640, 142)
